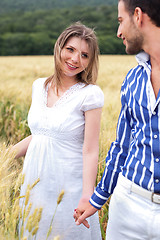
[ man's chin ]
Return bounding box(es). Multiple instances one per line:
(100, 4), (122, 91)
(125, 47), (142, 55)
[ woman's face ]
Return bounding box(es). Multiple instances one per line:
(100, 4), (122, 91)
(60, 36), (90, 80)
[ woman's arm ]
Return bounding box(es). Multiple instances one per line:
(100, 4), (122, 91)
(75, 107), (102, 226)
(82, 107), (102, 197)
(12, 135), (32, 158)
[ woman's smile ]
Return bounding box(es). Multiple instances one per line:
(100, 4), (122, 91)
(66, 62), (78, 70)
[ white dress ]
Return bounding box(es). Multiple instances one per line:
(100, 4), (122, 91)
(20, 78), (104, 240)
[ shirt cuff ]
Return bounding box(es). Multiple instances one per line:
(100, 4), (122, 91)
(89, 187), (110, 210)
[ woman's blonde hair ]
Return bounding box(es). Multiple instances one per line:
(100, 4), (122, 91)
(44, 22), (99, 90)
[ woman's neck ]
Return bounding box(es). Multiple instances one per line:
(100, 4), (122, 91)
(58, 75), (78, 92)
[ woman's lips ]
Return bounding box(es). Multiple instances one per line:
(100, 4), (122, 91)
(66, 62), (78, 70)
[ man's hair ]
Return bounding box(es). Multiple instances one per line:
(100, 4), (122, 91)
(119, 0), (160, 27)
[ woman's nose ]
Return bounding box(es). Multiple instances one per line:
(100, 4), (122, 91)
(71, 52), (79, 63)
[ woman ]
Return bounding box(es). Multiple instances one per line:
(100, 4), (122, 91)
(14, 22), (104, 239)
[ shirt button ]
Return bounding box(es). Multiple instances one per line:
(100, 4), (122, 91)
(156, 158), (159, 163)
(153, 111), (156, 115)
(154, 134), (158, 139)
(155, 179), (159, 184)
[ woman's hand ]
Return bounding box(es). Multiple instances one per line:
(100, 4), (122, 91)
(73, 196), (98, 228)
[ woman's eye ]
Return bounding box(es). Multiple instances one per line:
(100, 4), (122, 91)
(66, 47), (73, 52)
(81, 53), (88, 58)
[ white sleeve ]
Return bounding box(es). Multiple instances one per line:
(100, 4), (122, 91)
(80, 85), (104, 112)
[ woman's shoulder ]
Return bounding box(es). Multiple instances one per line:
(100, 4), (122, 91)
(79, 83), (104, 111)
(33, 77), (47, 87)
(83, 84), (104, 97)
(31, 78), (47, 98)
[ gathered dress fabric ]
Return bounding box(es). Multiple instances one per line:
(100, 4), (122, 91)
(19, 78), (104, 240)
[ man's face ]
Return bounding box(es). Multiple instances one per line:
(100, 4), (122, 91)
(117, 0), (144, 54)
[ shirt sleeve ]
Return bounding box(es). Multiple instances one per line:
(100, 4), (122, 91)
(80, 85), (104, 112)
(90, 78), (132, 209)
(31, 78), (46, 100)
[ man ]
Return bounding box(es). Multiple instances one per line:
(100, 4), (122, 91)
(74, 0), (160, 239)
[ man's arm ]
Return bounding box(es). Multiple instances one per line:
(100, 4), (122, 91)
(89, 80), (132, 209)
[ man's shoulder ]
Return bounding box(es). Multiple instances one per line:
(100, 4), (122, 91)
(125, 51), (150, 84)
(121, 64), (142, 90)
(126, 64), (142, 81)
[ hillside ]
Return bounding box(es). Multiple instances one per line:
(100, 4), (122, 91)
(0, 0), (118, 13)
(0, 0), (124, 56)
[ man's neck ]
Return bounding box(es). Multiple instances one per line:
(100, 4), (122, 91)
(143, 26), (160, 67)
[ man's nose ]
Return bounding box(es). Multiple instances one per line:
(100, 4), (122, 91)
(117, 26), (122, 38)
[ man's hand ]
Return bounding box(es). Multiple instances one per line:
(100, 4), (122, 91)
(73, 197), (98, 228)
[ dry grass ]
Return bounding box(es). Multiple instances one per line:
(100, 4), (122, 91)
(0, 143), (63, 240)
(0, 54), (137, 239)
(0, 56), (54, 105)
(0, 143), (22, 239)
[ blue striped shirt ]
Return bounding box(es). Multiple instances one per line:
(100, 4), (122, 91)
(90, 52), (160, 209)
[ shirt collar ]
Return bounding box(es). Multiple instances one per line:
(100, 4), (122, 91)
(135, 51), (151, 77)
(136, 51), (157, 113)
(135, 51), (150, 64)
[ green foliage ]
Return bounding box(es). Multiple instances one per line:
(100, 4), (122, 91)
(99, 35), (125, 54)
(0, 4), (125, 55)
(0, 0), (118, 13)
(99, 202), (109, 240)
(0, 99), (30, 144)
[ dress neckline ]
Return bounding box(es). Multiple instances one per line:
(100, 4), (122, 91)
(44, 82), (85, 109)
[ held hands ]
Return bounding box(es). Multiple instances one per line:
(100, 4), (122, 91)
(73, 196), (98, 228)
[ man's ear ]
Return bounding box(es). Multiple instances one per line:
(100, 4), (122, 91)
(134, 7), (143, 27)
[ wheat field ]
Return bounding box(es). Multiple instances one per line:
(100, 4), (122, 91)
(0, 55), (137, 239)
